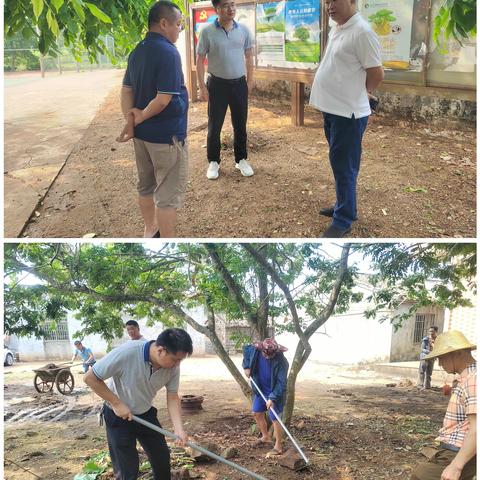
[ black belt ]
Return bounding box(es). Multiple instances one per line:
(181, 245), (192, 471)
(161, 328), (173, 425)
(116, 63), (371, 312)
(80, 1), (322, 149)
(440, 442), (460, 452)
(209, 74), (245, 84)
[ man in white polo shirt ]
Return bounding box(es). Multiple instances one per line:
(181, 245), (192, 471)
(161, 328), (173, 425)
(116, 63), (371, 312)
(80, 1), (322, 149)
(196, 0), (255, 180)
(84, 328), (192, 480)
(310, 0), (384, 238)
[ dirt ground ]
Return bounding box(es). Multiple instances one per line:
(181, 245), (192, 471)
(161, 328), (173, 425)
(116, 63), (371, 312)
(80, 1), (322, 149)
(4, 358), (450, 480)
(22, 86), (475, 239)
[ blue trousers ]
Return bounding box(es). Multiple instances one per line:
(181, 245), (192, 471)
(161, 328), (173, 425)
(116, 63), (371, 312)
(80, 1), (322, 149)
(323, 112), (369, 229)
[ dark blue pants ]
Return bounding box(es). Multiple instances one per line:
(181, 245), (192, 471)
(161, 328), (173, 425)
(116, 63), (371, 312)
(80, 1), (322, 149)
(323, 112), (369, 229)
(206, 74), (248, 163)
(103, 405), (170, 480)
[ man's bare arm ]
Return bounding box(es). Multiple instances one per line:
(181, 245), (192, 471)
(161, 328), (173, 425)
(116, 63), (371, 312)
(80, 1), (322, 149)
(196, 54), (208, 101)
(365, 66), (384, 93)
(441, 414), (476, 480)
(121, 86), (134, 119)
(84, 370), (132, 420)
(167, 391), (188, 446)
(245, 47), (254, 93)
(131, 93), (172, 126)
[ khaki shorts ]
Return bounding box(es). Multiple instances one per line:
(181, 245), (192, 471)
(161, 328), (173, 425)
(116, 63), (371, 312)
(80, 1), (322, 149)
(133, 137), (188, 209)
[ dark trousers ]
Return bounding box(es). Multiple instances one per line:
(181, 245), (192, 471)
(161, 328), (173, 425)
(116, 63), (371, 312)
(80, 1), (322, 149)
(207, 74), (248, 163)
(103, 405), (171, 480)
(411, 448), (476, 480)
(323, 112), (369, 229)
(418, 359), (435, 388)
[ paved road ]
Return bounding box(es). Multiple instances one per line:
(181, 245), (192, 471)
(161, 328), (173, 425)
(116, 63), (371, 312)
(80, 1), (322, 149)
(4, 69), (123, 238)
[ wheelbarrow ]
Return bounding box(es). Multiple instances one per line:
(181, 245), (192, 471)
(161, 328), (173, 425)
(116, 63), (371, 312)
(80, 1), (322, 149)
(33, 362), (82, 395)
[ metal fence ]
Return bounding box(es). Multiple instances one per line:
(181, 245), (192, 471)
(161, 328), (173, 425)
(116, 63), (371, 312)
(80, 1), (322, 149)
(4, 35), (119, 75)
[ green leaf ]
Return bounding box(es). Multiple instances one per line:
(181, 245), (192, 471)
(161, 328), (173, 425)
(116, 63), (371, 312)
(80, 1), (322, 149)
(73, 474), (98, 480)
(51, 0), (64, 12)
(83, 461), (105, 474)
(32, 0), (44, 19)
(85, 3), (112, 23)
(46, 9), (60, 36)
(70, 0), (85, 23)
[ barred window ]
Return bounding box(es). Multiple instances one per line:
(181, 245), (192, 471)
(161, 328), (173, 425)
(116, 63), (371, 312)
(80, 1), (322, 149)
(42, 320), (70, 341)
(413, 313), (436, 343)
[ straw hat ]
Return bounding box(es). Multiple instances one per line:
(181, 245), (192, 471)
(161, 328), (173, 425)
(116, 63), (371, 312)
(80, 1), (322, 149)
(424, 330), (476, 360)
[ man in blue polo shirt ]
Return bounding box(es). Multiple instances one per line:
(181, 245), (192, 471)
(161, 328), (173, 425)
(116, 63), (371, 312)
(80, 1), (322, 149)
(196, 0), (255, 180)
(119, 1), (188, 238)
(84, 328), (193, 480)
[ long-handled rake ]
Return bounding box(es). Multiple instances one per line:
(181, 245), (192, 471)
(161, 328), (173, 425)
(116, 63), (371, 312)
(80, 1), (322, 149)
(132, 415), (270, 480)
(249, 377), (309, 465)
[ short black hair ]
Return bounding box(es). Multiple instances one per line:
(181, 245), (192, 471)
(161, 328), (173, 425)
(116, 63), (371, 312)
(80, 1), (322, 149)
(211, 0), (221, 7)
(156, 328), (193, 355)
(430, 326), (439, 332)
(148, 1), (181, 28)
(74, 340), (82, 345)
(125, 320), (140, 328)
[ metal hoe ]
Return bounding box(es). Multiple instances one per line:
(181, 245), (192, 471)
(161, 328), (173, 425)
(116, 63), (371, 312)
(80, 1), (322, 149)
(132, 415), (270, 480)
(249, 377), (309, 464)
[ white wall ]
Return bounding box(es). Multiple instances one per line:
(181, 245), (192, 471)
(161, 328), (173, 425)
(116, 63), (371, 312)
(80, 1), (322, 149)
(277, 310), (392, 365)
(390, 304), (445, 362)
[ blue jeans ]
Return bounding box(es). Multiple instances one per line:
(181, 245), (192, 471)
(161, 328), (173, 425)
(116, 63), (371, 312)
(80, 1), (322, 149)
(323, 112), (369, 229)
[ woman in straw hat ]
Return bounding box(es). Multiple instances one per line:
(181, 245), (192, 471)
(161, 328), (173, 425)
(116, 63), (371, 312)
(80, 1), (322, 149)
(242, 338), (289, 456)
(410, 330), (476, 480)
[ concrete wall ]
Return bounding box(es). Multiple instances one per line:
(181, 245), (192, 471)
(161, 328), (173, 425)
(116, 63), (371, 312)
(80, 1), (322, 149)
(11, 306), (210, 362)
(277, 311), (392, 365)
(252, 79), (476, 125)
(390, 304), (445, 362)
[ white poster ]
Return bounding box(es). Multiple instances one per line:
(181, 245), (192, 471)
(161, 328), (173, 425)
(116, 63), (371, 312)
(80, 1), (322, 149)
(359, 0), (414, 70)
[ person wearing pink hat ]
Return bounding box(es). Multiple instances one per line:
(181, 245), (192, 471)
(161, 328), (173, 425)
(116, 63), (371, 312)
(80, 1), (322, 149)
(242, 338), (289, 456)
(410, 330), (476, 480)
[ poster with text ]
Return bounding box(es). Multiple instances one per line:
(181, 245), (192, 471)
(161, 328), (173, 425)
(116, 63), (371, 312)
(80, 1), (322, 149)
(285, 0), (320, 66)
(359, 0), (414, 70)
(256, 1), (286, 67)
(236, 4), (256, 44)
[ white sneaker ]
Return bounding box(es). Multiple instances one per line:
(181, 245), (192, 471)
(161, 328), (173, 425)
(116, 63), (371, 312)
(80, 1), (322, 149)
(235, 159), (254, 177)
(207, 161), (220, 180)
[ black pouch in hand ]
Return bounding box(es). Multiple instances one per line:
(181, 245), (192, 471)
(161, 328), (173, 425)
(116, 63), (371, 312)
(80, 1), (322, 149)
(369, 96), (379, 113)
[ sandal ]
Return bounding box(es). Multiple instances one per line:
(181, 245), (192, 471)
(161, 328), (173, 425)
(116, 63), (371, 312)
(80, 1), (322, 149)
(252, 439), (272, 448)
(267, 448), (283, 456)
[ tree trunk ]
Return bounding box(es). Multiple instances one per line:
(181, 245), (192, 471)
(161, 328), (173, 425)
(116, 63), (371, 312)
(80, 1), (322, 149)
(256, 268), (269, 340)
(205, 327), (252, 399)
(283, 340), (308, 426)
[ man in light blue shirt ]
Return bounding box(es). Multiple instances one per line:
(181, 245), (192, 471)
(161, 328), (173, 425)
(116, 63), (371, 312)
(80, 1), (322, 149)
(71, 340), (96, 373)
(197, 0), (255, 180)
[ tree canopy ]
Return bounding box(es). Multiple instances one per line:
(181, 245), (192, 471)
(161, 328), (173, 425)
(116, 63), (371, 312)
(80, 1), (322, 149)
(4, 0), (167, 61)
(4, 0), (475, 63)
(433, 0), (476, 45)
(4, 242), (475, 424)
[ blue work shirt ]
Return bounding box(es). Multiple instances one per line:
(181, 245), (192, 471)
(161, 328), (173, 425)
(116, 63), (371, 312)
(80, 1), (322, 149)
(75, 347), (94, 362)
(123, 32), (188, 144)
(257, 354), (272, 396)
(242, 344), (288, 408)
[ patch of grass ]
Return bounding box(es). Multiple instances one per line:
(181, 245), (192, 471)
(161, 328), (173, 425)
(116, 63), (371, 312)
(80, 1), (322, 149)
(396, 416), (437, 436)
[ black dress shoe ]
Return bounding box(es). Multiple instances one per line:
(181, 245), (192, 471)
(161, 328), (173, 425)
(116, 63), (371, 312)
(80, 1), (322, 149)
(319, 206), (358, 221)
(319, 206), (334, 217)
(153, 231), (160, 238)
(320, 224), (352, 238)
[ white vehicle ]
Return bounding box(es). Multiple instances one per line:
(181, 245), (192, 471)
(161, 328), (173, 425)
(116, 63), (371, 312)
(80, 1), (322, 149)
(4, 346), (14, 366)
